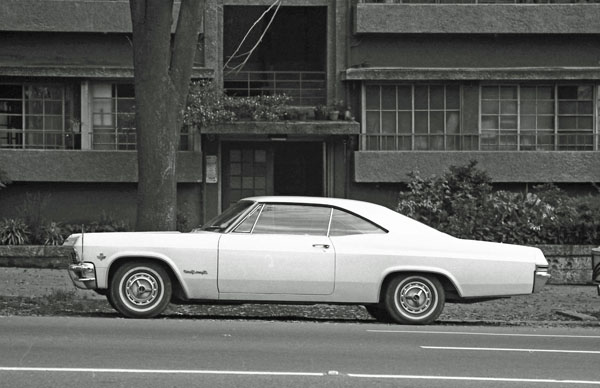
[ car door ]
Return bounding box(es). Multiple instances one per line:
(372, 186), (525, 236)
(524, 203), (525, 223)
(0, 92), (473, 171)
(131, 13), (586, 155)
(218, 203), (335, 295)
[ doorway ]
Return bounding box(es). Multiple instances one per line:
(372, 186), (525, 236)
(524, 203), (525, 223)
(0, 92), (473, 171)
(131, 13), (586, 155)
(222, 141), (324, 207)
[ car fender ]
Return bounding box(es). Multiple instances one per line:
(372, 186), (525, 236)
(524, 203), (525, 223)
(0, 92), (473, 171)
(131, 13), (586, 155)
(101, 250), (191, 298)
(379, 265), (464, 298)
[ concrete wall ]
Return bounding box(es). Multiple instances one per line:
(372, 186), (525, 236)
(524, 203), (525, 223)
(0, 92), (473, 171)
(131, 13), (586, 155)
(349, 34), (600, 69)
(354, 4), (600, 35)
(354, 151), (600, 183)
(0, 182), (204, 229)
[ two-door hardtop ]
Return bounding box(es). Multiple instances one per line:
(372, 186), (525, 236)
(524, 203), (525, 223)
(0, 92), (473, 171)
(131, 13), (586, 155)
(67, 196), (550, 324)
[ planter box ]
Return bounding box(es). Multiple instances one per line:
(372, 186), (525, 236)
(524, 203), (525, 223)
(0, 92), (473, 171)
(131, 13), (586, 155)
(0, 245), (72, 269)
(536, 245), (595, 285)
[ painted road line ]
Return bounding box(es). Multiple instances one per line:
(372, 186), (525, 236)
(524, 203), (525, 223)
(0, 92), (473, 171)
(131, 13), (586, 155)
(3, 367), (599, 385)
(421, 346), (600, 355)
(0, 367), (324, 377)
(368, 330), (600, 339)
(348, 373), (600, 385)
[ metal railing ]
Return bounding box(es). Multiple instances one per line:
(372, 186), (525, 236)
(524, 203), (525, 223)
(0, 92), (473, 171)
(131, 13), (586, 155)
(0, 129), (194, 151)
(360, 0), (600, 3)
(0, 129), (81, 150)
(224, 71), (327, 106)
(361, 133), (600, 151)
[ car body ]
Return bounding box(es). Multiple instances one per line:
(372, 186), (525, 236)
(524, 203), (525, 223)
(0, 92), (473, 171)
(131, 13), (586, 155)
(66, 196), (550, 324)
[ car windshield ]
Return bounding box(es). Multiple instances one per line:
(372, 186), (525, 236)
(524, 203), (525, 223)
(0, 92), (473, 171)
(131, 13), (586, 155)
(198, 200), (255, 232)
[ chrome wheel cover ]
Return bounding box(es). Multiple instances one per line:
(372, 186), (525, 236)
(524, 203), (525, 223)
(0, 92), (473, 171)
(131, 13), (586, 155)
(395, 280), (434, 316)
(120, 269), (163, 311)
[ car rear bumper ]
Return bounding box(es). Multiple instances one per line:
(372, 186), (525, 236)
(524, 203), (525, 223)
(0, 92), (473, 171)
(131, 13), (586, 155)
(68, 262), (97, 290)
(533, 266), (551, 293)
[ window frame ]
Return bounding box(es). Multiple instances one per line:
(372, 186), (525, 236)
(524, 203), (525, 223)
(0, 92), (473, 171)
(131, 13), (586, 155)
(479, 83), (598, 151)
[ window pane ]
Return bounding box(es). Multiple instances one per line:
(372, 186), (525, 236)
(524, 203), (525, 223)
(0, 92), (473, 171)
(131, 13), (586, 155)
(253, 204), (331, 236)
(500, 86), (517, 99)
(397, 86), (412, 110)
(481, 86), (498, 100)
(430, 111), (444, 133)
(398, 112), (412, 133)
(446, 86), (460, 110)
(414, 111), (428, 133)
(0, 85), (22, 99)
(365, 86), (380, 110)
(520, 87), (536, 100)
(520, 116), (536, 130)
(481, 116), (498, 130)
(381, 86), (396, 110)
(446, 112), (459, 134)
(538, 116), (554, 130)
(500, 101), (517, 115)
(382, 111), (396, 134)
(430, 86), (444, 110)
(481, 101), (498, 115)
(520, 101), (536, 115)
(414, 86), (428, 110)
(366, 111), (380, 134)
(538, 101), (554, 115)
(329, 209), (385, 237)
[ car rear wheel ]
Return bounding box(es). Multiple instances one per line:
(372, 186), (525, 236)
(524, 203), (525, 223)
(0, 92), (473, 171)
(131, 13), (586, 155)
(109, 261), (172, 318)
(383, 274), (445, 325)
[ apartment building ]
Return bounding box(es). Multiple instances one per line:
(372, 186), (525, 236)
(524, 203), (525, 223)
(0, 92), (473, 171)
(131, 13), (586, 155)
(1, 0), (599, 226)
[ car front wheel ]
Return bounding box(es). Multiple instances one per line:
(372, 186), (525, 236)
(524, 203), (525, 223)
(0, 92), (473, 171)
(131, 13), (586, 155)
(109, 261), (172, 318)
(383, 274), (445, 325)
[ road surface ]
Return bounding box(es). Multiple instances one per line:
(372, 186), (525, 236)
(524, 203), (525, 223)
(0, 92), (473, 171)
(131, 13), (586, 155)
(1, 316), (599, 387)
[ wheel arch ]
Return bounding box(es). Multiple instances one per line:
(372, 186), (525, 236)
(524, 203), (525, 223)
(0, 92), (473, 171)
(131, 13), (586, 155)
(377, 269), (462, 304)
(106, 255), (189, 301)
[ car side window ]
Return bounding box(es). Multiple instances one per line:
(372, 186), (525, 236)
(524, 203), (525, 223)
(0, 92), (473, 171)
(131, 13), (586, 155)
(252, 204), (331, 236)
(232, 205), (262, 233)
(329, 208), (386, 237)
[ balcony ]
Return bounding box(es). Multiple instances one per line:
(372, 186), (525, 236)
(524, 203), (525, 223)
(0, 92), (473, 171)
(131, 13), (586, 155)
(354, 1), (600, 34)
(224, 71), (327, 107)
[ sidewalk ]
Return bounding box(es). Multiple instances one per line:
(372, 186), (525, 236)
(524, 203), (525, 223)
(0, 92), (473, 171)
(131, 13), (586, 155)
(1, 267), (598, 324)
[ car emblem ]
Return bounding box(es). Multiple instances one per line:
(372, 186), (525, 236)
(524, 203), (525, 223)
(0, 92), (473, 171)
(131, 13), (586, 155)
(97, 253), (106, 261)
(183, 270), (208, 275)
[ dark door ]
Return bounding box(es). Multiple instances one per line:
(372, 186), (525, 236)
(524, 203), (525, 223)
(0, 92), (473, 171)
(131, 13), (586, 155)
(222, 141), (323, 208)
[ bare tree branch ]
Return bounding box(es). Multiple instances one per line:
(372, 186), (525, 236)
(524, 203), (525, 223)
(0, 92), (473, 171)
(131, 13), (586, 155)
(223, 0), (281, 74)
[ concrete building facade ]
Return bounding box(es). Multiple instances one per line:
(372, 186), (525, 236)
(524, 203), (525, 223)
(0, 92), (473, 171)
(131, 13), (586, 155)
(1, 0), (599, 227)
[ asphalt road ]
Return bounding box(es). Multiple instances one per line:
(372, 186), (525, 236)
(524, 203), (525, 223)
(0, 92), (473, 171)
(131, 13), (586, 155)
(1, 316), (599, 388)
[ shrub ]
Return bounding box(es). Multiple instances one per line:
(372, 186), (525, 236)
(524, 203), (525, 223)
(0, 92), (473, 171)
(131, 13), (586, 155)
(397, 161), (600, 245)
(39, 222), (65, 246)
(0, 218), (31, 245)
(0, 169), (10, 190)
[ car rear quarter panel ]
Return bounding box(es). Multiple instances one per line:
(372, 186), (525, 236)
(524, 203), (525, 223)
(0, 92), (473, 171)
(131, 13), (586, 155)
(330, 233), (538, 303)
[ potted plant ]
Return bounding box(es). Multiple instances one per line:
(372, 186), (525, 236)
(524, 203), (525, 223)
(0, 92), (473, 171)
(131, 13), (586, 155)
(314, 104), (328, 120)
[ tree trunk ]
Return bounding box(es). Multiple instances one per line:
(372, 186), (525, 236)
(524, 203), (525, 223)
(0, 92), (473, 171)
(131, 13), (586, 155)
(130, 0), (203, 231)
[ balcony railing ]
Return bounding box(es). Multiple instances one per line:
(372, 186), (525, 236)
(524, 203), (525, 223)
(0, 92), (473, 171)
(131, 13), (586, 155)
(359, 0), (600, 3)
(1, 129), (194, 151)
(361, 133), (600, 151)
(0, 129), (81, 150)
(224, 71), (327, 106)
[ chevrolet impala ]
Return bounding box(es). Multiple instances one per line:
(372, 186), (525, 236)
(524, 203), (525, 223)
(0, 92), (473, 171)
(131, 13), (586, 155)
(66, 196), (550, 324)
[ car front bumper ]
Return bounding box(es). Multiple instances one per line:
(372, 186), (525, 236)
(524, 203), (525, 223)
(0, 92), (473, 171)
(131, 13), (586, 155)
(68, 262), (97, 290)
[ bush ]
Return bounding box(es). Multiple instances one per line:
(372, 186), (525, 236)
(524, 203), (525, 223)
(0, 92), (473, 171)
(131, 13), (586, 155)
(184, 80), (291, 128)
(397, 161), (600, 245)
(0, 218), (31, 245)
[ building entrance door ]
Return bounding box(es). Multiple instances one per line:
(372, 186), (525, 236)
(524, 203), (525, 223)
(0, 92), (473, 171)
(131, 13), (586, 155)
(222, 141), (324, 207)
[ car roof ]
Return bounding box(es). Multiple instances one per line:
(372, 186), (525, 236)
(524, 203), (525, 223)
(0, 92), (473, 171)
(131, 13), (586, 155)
(242, 196), (445, 237)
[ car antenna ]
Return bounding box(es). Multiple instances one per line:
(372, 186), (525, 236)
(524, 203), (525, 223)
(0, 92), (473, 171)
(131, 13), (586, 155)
(81, 224), (84, 263)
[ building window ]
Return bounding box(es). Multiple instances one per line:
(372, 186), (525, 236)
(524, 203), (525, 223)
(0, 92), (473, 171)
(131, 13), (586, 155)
(481, 84), (596, 151)
(91, 83), (136, 150)
(0, 84), (78, 149)
(363, 84), (468, 150)
(90, 82), (193, 151)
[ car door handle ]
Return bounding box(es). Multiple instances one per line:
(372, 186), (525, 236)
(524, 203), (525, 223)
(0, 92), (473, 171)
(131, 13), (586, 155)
(312, 244), (330, 249)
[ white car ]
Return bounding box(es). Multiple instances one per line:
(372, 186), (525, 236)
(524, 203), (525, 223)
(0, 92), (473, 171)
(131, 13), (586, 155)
(66, 196), (550, 324)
